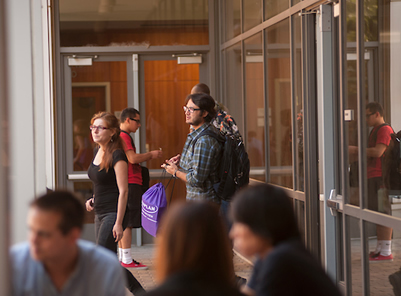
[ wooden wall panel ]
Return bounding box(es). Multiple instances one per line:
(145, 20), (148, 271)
(144, 60), (199, 203)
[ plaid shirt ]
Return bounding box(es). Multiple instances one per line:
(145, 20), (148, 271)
(180, 123), (222, 203)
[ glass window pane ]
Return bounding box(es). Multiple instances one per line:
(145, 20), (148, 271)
(244, 33), (265, 182)
(348, 216), (362, 295)
(224, 43), (243, 136)
(59, 0), (209, 47)
(267, 19), (292, 188)
(224, 0), (241, 41)
(264, 0), (289, 21)
(346, 0), (359, 206)
(364, 0), (378, 42)
(293, 13), (303, 192)
(243, 0), (262, 32)
(71, 61), (128, 172)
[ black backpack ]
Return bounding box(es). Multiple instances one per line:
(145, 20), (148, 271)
(192, 127), (250, 201)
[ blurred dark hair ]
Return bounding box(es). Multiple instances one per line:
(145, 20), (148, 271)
(120, 107), (140, 123)
(91, 111), (124, 171)
(31, 190), (85, 235)
(185, 93), (217, 122)
(155, 201), (234, 285)
(231, 183), (300, 246)
(366, 102), (384, 117)
(192, 83), (210, 95)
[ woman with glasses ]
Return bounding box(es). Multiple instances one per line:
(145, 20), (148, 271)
(85, 112), (146, 295)
(85, 111), (128, 252)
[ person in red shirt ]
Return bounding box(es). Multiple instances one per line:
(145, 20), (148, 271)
(350, 102), (394, 262)
(119, 108), (163, 269)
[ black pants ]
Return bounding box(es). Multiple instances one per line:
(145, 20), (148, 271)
(124, 268), (146, 295)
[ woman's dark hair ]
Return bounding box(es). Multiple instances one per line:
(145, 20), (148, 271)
(155, 201), (234, 285)
(91, 111), (124, 172)
(231, 183), (300, 246)
(185, 93), (217, 122)
(31, 190), (85, 235)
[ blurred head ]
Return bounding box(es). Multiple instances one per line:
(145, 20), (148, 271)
(28, 190), (84, 263)
(120, 108), (141, 133)
(230, 184), (300, 258)
(155, 201), (234, 284)
(191, 83), (210, 95)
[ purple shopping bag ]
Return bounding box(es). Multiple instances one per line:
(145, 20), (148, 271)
(141, 182), (167, 237)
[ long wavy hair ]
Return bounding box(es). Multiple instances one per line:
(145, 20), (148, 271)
(155, 201), (234, 285)
(90, 111), (124, 172)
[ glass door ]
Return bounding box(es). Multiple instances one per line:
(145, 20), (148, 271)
(60, 55), (134, 237)
(139, 55), (206, 207)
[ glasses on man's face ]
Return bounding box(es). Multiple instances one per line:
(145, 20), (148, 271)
(366, 112), (376, 118)
(130, 118), (140, 124)
(90, 125), (109, 132)
(183, 106), (201, 113)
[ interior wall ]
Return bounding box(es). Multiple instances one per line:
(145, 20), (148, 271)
(60, 27), (209, 47)
(144, 60), (200, 204)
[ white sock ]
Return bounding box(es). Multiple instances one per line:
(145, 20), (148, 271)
(374, 240), (382, 254)
(122, 248), (133, 264)
(380, 240), (392, 256)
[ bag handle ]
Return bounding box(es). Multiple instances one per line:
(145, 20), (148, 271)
(161, 169), (176, 205)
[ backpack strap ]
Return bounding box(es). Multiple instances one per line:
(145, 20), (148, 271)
(191, 125), (224, 155)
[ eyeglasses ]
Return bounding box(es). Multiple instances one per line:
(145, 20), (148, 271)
(366, 112), (376, 118)
(130, 118), (140, 124)
(183, 106), (201, 113)
(90, 125), (109, 132)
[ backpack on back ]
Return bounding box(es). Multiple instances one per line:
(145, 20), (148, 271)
(193, 126), (250, 201)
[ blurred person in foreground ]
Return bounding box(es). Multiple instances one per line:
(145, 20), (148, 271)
(230, 184), (341, 296)
(145, 201), (244, 296)
(10, 190), (126, 296)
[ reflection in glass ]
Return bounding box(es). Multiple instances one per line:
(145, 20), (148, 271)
(59, 0), (209, 46)
(346, 0), (378, 42)
(346, 0), (359, 206)
(71, 61), (128, 171)
(264, 0), (289, 21)
(243, 0), (262, 32)
(348, 216), (362, 296)
(244, 33), (265, 182)
(368, 221), (400, 295)
(266, 19), (292, 188)
(224, 43), (243, 135)
(293, 13), (304, 192)
(224, 0), (241, 41)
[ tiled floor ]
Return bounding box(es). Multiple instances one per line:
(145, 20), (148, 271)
(350, 238), (401, 296)
(125, 244), (254, 293)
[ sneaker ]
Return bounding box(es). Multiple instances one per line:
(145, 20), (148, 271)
(369, 253), (393, 262)
(389, 269), (401, 296)
(121, 260), (148, 270)
(369, 251), (379, 259)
